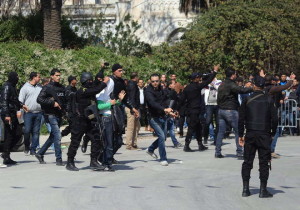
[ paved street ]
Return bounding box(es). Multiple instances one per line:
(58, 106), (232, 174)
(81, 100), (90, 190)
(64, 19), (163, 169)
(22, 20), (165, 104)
(0, 132), (299, 210)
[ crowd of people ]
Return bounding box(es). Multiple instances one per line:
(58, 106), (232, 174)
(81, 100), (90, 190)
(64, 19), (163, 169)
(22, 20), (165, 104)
(0, 63), (299, 197)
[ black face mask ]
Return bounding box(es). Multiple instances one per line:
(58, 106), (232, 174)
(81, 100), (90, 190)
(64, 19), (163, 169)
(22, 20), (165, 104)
(8, 72), (19, 86)
(83, 81), (93, 88)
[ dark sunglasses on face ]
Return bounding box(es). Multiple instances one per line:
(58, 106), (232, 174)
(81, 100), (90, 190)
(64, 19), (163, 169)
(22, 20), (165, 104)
(151, 80), (159, 83)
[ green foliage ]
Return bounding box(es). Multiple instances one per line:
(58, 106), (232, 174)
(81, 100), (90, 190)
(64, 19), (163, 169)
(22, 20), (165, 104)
(164, 0), (300, 77)
(0, 41), (161, 86)
(0, 12), (86, 48)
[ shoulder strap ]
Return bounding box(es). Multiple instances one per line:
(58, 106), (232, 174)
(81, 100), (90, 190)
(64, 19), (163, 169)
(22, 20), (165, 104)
(246, 94), (264, 105)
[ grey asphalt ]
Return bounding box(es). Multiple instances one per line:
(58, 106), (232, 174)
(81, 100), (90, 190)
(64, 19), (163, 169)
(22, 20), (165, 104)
(0, 132), (299, 210)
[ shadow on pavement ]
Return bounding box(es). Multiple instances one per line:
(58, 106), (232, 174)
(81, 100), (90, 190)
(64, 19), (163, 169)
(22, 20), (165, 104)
(250, 187), (285, 195)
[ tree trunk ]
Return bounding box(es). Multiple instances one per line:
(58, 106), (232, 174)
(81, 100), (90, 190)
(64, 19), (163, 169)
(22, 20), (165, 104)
(41, 0), (62, 49)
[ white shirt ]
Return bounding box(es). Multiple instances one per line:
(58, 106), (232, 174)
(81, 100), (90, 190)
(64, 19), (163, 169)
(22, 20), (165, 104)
(96, 78), (114, 115)
(139, 87), (144, 105)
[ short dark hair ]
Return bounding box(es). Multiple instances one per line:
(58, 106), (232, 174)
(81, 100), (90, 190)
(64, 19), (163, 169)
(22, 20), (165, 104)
(29, 72), (38, 80)
(150, 73), (160, 79)
(225, 68), (236, 78)
(50, 68), (60, 76)
(130, 72), (138, 79)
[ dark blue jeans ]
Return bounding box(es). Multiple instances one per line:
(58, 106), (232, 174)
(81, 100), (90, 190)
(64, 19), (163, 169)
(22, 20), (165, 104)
(148, 117), (167, 161)
(203, 105), (219, 140)
(167, 117), (179, 146)
(23, 112), (42, 152)
(38, 115), (62, 160)
(215, 109), (243, 155)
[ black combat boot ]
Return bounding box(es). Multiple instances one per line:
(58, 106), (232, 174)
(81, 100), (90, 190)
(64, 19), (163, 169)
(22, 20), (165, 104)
(56, 158), (65, 166)
(81, 136), (89, 153)
(198, 141), (208, 151)
(1, 153), (17, 165)
(66, 158), (79, 171)
(90, 158), (105, 171)
(259, 182), (273, 198)
(183, 138), (193, 152)
(242, 181), (251, 197)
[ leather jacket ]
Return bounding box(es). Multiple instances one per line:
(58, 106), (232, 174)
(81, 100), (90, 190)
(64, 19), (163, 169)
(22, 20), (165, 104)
(217, 78), (252, 110)
(126, 80), (140, 109)
(0, 81), (23, 117)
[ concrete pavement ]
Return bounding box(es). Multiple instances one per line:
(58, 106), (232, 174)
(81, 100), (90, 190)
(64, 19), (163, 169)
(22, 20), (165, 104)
(0, 132), (299, 210)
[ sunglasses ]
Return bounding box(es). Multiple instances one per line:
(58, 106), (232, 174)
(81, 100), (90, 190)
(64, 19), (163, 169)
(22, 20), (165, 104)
(151, 80), (159, 83)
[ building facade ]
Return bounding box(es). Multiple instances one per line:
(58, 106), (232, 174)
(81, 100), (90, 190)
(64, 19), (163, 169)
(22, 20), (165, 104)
(1, 0), (196, 45)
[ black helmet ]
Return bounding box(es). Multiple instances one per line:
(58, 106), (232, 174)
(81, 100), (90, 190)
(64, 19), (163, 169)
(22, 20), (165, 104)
(80, 72), (93, 84)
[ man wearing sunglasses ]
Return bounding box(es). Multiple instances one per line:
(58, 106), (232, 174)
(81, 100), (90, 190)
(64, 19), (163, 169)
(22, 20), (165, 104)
(144, 74), (175, 166)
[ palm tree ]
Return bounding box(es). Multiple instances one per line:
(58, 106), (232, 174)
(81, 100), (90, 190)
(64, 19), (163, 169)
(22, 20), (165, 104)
(41, 0), (62, 49)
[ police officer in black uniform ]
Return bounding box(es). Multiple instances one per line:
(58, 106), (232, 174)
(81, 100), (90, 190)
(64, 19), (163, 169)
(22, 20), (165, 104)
(180, 66), (218, 152)
(66, 72), (109, 171)
(239, 76), (277, 198)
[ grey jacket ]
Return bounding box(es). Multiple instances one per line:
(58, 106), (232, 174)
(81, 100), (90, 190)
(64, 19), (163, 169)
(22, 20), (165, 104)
(19, 82), (42, 113)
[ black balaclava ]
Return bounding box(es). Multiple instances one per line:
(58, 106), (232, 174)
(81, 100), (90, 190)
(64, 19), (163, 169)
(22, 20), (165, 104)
(8, 71), (19, 86)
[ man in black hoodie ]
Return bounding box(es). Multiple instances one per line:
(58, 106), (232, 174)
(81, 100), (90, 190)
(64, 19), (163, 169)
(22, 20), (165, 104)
(35, 68), (66, 166)
(66, 72), (109, 171)
(0, 72), (28, 165)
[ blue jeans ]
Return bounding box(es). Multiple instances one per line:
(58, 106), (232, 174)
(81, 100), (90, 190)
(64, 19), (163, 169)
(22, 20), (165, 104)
(271, 127), (281, 153)
(215, 109), (243, 155)
(38, 115), (62, 160)
(167, 117), (179, 146)
(148, 117), (167, 161)
(23, 112), (42, 152)
(203, 105), (219, 140)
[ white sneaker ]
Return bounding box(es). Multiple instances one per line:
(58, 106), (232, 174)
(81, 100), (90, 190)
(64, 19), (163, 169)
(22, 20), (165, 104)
(0, 163), (7, 168)
(160, 161), (168, 166)
(146, 149), (158, 159)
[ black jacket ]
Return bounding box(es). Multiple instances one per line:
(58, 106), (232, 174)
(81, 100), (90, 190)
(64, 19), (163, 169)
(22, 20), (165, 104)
(0, 81), (23, 117)
(145, 84), (170, 118)
(75, 82), (107, 117)
(65, 85), (78, 113)
(217, 78), (252, 110)
(111, 76), (133, 110)
(238, 90), (278, 137)
(126, 80), (140, 109)
(37, 82), (66, 117)
(180, 71), (217, 114)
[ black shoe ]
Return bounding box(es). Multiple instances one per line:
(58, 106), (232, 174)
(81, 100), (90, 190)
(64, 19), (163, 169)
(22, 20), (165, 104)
(242, 181), (251, 197)
(2, 154), (17, 165)
(198, 144), (208, 151)
(259, 182), (273, 198)
(183, 145), (194, 152)
(35, 154), (46, 164)
(56, 159), (65, 166)
(90, 159), (105, 171)
(215, 154), (224, 158)
(112, 158), (119, 164)
(103, 165), (115, 172)
(203, 139), (208, 145)
(30, 151), (37, 156)
(66, 159), (79, 171)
